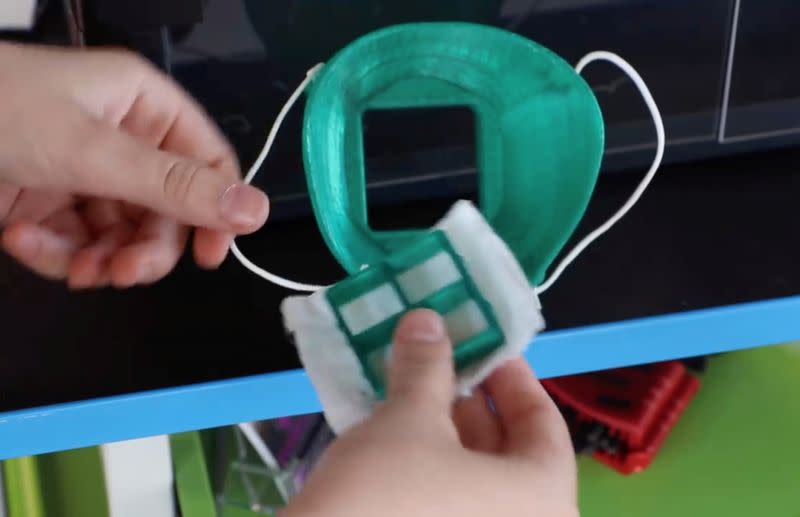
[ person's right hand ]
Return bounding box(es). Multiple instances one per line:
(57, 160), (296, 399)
(0, 42), (269, 288)
(283, 309), (578, 517)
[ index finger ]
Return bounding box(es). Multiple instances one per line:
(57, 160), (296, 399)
(126, 63), (243, 267)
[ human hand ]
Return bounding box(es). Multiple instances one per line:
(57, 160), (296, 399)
(0, 42), (269, 288)
(283, 309), (578, 517)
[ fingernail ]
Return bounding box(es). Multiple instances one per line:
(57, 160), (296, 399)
(220, 184), (269, 230)
(395, 309), (446, 344)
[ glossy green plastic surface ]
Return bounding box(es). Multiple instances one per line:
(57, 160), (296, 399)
(303, 22), (604, 285)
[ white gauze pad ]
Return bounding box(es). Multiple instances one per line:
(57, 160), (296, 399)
(281, 200), (544, 434)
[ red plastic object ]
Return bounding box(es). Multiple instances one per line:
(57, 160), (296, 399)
(542, 361), (700, 474)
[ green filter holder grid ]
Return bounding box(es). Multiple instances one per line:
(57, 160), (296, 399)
(302, 21), (604, 286)
(326, 230), (503, 396)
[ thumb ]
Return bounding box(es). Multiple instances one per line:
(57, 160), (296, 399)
(387, 309), (455, 413)
(62, 114), (269, 233)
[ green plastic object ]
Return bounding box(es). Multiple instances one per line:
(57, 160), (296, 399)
(179, 428), (284, 517)
(3, 457), (44, 517)
(303, 22), (604, 285)
(326, 230), (503, 396)
(2, 447), (109, 517)
(219, 427), (286, 514)
(37, 447), (110, 517)
(171, 432), (217, 517)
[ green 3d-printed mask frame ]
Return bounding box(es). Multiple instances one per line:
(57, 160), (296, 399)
(302, 22), (605, 286)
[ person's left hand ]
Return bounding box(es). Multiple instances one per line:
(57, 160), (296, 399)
(0, 42), (270, 288)
(283, 310), (578, 517)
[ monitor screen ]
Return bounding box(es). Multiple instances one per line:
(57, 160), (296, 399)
(161, 0), (799, 215)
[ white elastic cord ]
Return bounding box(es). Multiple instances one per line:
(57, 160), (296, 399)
(534, 51), (665, 295)
(230, 63), (326, 292)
